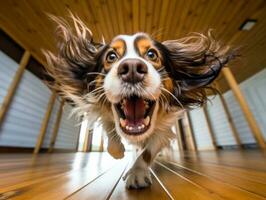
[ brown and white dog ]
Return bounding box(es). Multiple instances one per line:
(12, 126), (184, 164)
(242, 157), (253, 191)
(44, 15), (236, 189)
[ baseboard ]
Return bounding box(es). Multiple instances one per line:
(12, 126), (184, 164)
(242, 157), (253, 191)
(218, 143), (258, 150)
(0, 146), (43, 153)
(0, 146), (76, 153)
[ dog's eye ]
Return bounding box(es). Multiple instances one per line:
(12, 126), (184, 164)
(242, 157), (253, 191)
(106, 52), (118, 63)
(146, 49), (158, 61)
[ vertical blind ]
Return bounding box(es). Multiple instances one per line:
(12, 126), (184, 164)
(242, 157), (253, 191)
(190, 108), (213, 150)
(0, 51), (80, 150)
(207, 96), (236, 146)
(0, 50), (51, 147)
(42, 98), (60, 148)
(190, 69), (266, 148)
(55, 104), (80, 150)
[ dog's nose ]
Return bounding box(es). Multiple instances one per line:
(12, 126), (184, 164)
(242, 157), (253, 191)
(117, 59), (148, 83)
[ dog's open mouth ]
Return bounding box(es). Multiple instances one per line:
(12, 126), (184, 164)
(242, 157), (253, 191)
(114, 96), (156, 135)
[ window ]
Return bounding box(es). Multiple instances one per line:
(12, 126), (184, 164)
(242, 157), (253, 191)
(78, 116), (132, 152)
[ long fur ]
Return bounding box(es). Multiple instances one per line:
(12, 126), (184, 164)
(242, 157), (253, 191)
(158, 32), (238, 107)
(43, 14), (105, 98)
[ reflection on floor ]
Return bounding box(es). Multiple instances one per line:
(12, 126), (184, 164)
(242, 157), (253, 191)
(0, 150), (266, 199)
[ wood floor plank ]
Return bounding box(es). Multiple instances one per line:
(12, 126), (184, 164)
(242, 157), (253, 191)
(174, 158), (266, 185)
(0, 153), (79, 172)
(0, 153), (122, 200)
(172, 151), (266, 171)
(0, 153), (106, 193)
(67, 160), (128, 200)
(0, 154), (79, 192)
(0, 165), (73, 190)
(1, 150), (266, 199)
(151, 162), (223, 200)
(158, 160), (265, 200)
(161, 156), (266, 197)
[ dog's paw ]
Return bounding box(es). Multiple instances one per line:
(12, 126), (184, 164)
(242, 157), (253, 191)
(124, 168), (152, 189)
(107, 141), (125, 159)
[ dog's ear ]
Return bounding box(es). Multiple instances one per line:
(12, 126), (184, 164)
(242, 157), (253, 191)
(159, 31), (238, 106)
(43, 13), (106, 97)
(161, 32), (238, 90)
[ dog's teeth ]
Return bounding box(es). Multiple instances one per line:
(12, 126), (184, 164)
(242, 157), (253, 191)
(145, 104), (149, 109)
(138, 126), (141, 130)
(141, 124), (145, 129)
(126, 125), (129, 130)
(129, 126), (133, 131)
(144, 116), (150, 126)
(123, 99), (126, 105)
(120, 118), (126, 128)
(120, 99), (126, 107)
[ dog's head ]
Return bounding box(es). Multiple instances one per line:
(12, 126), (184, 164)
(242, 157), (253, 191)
(44, 15), (237, 142)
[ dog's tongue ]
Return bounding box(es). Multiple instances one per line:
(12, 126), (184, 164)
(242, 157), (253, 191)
(123, 97), (145, 124)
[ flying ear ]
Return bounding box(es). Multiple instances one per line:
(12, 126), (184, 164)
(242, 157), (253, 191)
(157, 31), (239, 107)
(43, 13), (105, 96)
(161, 31), (238, 91)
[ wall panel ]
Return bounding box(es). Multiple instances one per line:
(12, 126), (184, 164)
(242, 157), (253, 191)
(0, 50), (18, 106)
(54, 104), (80, 150)
(189, 108), (213, 150)
(42, 98), (61, 148)
(207, 97), (236, 146)
(190, 69), (266, 148)
(0, 51), (52, 147)
(223, 69), (266, 144)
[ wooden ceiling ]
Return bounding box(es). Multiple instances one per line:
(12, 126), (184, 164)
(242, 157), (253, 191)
(0, 0), (265, 92)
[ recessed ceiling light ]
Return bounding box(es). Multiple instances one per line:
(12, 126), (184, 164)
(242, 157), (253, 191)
(239, 19), (257, 31)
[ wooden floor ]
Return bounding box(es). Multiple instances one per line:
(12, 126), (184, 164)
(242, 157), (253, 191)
(0, 150), (266, 200)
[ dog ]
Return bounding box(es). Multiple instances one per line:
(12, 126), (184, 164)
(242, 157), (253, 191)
(44, 14), (236, 189)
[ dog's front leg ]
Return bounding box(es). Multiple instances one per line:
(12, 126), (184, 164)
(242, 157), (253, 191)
(102, 121), (125, 159)
(123, 143), (162, 189)
(107, 131), (125, 159)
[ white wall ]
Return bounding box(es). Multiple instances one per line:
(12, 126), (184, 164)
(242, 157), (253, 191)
(206, 96), (237, 146)
(191, 69), (266, 148)
(223, 69), (266, 144)
(0, 51), (18, 105)
(55, 104), (80, 150)
(0, 51), (80, 150)
(0, 50), (52, 147)
(189, 108), (214, 150)
(42, 98), (61, 148)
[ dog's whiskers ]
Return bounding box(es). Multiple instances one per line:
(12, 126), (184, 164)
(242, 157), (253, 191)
(96, 91), (109, 107)
(159, 92), (169, 110)
(90, 86), (104, 95)
(87, 79), (104, 87)
(159, 71), (169, 76)
(161, 87), (183, 108)
(87, 72), (106, 76)
(160, 78), (171, 82)
(141, 88), (157, 101)
(157, 67), (165, 73)
(106, 128), (115, 135)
